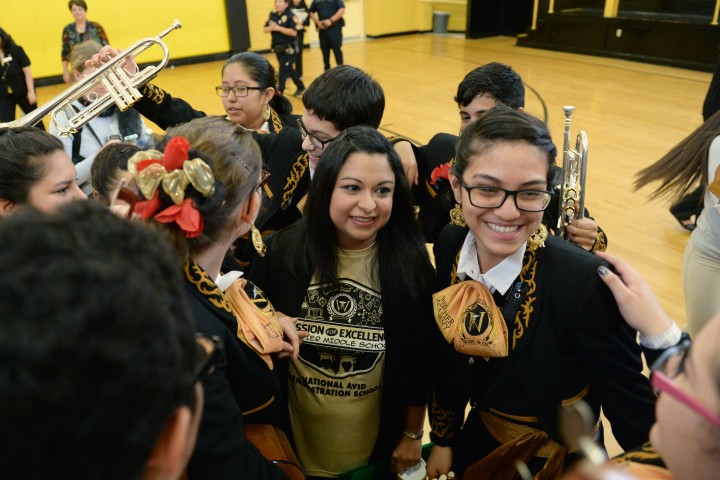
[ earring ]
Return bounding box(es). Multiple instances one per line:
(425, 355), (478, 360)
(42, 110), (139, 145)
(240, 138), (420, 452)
(262, 104), (271, 122)
(527, 223), (548, 251)
(449, 204), (466, 228)
(250, 223), (266, 257)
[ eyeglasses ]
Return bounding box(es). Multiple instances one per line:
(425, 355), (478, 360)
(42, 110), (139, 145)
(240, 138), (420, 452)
(215, 85), (265, 97)
(297, 118), (339, 150)
(252, 169), (271, 197)
(191, 333), (223, 384)
(650, 339), (720, 428)
(108, 180), (141, 219)
(459, 180), (553, 212)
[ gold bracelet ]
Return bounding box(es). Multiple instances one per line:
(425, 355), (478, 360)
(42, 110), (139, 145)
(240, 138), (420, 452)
(403, 430), (423, 440)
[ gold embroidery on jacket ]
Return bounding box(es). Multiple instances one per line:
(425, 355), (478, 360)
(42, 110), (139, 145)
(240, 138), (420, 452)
(184, 259), (232, 313)
(269, 108), (283, 133)
(281, 153), (309, 208)
(512, 248), (539, 350)
(143, 83), (165, 105)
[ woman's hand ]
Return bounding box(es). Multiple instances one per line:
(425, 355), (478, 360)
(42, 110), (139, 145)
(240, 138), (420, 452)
(426, 445), (453, 479)
(391, 436), (422, 474)
(595, 251), (674, 337)
(277, 314), (308, 360)
(567, 217), (598, 251)
(27, 91), (37, 105)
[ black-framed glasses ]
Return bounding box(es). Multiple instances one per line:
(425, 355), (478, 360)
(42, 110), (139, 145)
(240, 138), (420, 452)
(215, 85), (265, 97)
(650, 339), (720, 428)
(191, 333), (223, 384)
(459, 180), (553, 212)
(297, 118), (339, 150)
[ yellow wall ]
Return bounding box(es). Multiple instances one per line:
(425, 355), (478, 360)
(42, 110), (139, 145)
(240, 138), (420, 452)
(4, 0), (465, 80)
(4, 0), (230, 79)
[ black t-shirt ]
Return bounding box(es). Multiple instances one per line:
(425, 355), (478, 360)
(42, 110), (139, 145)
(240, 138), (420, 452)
(0, 44), (31, 98)
(310, 0), (345, 22)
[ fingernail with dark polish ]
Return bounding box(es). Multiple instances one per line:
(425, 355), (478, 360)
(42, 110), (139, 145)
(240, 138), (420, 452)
(598, 266), (608, 276)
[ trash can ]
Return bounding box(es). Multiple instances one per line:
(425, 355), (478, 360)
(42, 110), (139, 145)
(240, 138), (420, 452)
(433, 11), (450, 34)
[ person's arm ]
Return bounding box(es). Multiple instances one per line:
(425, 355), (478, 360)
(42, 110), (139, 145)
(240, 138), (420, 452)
(569, 254), (657, 451)
(391, 404), (426, 474)
(267, 21), (298, 37)
(21, 66), (36, 105)
(320, 7), (345, 28)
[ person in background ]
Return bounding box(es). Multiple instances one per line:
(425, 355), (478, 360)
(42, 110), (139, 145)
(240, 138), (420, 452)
(309, 0), (345, 71)
(265, 0), (306, 97)
(290, 0), (310, 79)
(634, 109), (720, 337)
(0, 201), (206, 480)
(0, 126), (86, 216)
(52, 40), (151, 195)
(61, 0), (109, 84)
(0, 27), (45, 130)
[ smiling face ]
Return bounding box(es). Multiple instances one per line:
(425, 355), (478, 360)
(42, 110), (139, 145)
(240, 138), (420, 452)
(650, 316), (720, 480)
(26, 151), (86, 214)
(70, 4), (86, 23)
(329, 152), (394, 250)
(452, 141), (548, 273)
(301, 109), (342, 170)
(221, 63), (274, 130)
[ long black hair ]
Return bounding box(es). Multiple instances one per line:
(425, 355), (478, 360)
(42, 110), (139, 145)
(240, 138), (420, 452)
(634, 108), (720, 201)
(293, 125), (434, 303)
(0, 28), (16, 51)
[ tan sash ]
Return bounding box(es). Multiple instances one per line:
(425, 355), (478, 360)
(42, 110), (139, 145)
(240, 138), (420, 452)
(463, 412), (566, 480)
(432, 280), (508, 358)
(223, 277), (285, 369)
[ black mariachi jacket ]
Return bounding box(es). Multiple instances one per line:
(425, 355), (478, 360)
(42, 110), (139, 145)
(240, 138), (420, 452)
(183, 259), (287, 480)
(430, 225), (655, 452)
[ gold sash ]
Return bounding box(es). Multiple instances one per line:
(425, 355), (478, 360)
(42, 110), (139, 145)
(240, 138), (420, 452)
(432, 280), (508, 358)
(224, 278), (285, 369)
(463, 411), (566, 480)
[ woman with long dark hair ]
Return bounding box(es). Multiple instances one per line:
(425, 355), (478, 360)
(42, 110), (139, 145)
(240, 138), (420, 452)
(249, 126), (435, 477)
(635, 110), (720, 337)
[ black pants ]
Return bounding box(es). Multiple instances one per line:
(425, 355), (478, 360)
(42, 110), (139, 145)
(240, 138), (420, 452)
(275, 51), (304, 94)
(0, 94), (46, 130)
(318, 25), (343, 70)
(296, 31), (305, 77)
(670, 186), (704, 223)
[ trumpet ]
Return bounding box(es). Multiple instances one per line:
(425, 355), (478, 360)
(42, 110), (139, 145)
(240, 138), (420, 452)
(0, 20), (182, 135)
(555, 105), (588, 238)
